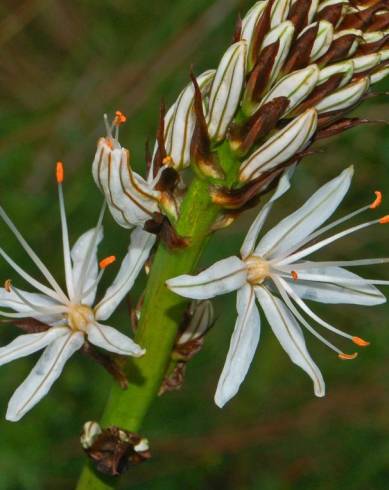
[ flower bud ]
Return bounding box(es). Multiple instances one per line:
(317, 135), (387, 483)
(333, 29), (362, 58)
(315, 76), (370, 114)
(318, 60), (354, 88)
(81, 421), (103, 450)
(352, 53), (382, 74)
(178, 300), (214, 346)
(239, 108), (318, 182)
(317, 0), (348, 29)
(370, 66), (389, 84)
(270, 0), (292, 28)
(242, 21), (294, 115)
(261, 64), (320, 116)
(262, 21), (295, 86)
(163, 70), (215, 170)
(241, 1), (267, 53)
(309, 21), (334, 61)
(92, 138), (160, 229)
(206, 41), (247, 142)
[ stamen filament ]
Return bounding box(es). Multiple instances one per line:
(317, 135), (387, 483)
(0, 206), (68, 303)
(81, 269), (105, 302)
(276, 219), (379, 267)
(275, 195), (380, 262)
(276, 276), (356, 341)
(277, 271), (389, 287)
(4, 281), (61, 315)
(281, 258), (389, 269)
(57, 163), (75, 300)
(271, 275), (344, 355)
(0, 247), (63, 302)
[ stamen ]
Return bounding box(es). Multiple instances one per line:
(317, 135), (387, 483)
(114, 110), (127, 125)
(99, 256), (116, 269)
(370, 191), (382, 209)
(104, 114), (112, 139)
(57, 162), (75, 300)
(338, 352), (358, 360)
(276, 276), (358, 342)
(4, 280), (61, 314)
(0, 205), (68, 303)
(276, 219), (380, 267)
(162, 155), (173, 166)
(379, 215), (389, 224)
(0, 247), (64, 302)
(352, 336), (370, 347)
(274, 193), (385, 263)
(271, 275), (344, 355)
(56, 161), (64, 184)
(291, 271), (298, 281)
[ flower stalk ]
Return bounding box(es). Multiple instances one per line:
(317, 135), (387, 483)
(76, 175), (222, 490)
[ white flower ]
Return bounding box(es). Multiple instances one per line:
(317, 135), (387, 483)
(92, 112), (163, 229)
(0, 162), (155, 421)
(167, 167), (389, 408)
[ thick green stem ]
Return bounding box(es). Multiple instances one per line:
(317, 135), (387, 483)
(76, 177), (220, 490)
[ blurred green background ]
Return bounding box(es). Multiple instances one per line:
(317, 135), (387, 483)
(0, 1), (388, 489)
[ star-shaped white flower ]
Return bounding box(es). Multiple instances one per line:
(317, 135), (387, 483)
(167, 167), (389, 407)
(0, 162), (155, 421)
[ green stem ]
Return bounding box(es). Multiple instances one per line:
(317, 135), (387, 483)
(76, 177), (220, 490)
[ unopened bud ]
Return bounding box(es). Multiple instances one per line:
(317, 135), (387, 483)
(241, 2), (267, 56)
(178, 300), (214, 345)
(309, 21), (334, 61)
(370, 66), (389, 84)
(261, 64), (320, 116)
(207, 41), (247, 142)
(239, 108), (318, 182)
(352, 53), (382, 74)
(318, 60), (354, 88)
(270, 0), (292, 29)
(315, 77), (370, 114)
(81, 421), (103, 450)
(164, 70), (215, 170)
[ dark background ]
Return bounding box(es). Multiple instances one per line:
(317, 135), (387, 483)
(0, 1), (388, 489)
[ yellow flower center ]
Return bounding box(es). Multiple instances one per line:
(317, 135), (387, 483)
(245, 256), (270, 285)
(67, 305), (94, 333)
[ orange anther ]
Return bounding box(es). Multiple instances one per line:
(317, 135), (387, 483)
(162, 155), (173, 166)
(291, 271), (299, 281)
(56, 161), (64, 183)
(4, 279), (12, 292)
(352, 336), (370, 347)
(99, 256), (116, 269)
(379, 215), (389, 224)
(114, 110), (127, 125)
(370, 191), (382, 209)
(338, 352), (358, 361)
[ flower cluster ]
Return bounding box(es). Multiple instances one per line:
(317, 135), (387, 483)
(1, 1), (388, 426)
(92, 0), (389, 230)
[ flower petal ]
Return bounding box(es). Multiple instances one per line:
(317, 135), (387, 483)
(87, 323), (144, 357)
(240, 168), (293, 260)
(256, 166), (353, 259)
(6, 331), (84, 421)
(0, 288), (62, 324)
(255, 286), (325, 397)
(71, 227), (103, 305)
(95, 228), (156, 321)
(215, 285), (260, 408)
(167, 256), (247, 300)
(0, 327), (69, 367)
(284, 264), (386, 306)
